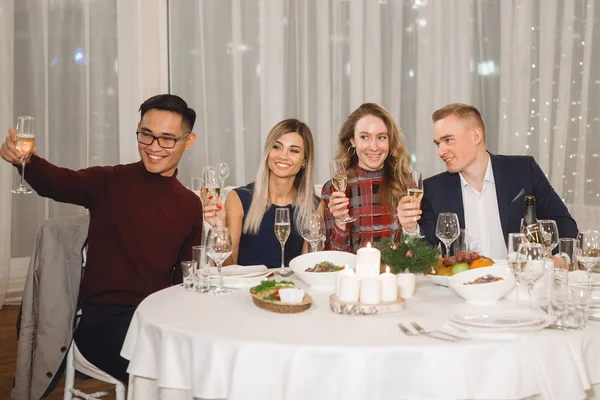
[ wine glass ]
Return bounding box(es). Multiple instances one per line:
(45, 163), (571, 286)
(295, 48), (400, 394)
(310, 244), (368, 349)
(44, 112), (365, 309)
(301, 213), (326, 252)
(408, 170), (423, 203)
(274, 207), (291, 274)
(514, 242), (546, 309)
(216, 162), (229, 189)
(206, 227), (233, 295)
(202, 166), (219, 205)
(435, 213), (460, 258)
(539, 219), (559, 257)
(12, 116), (35, 194)
(329, 159), (356, 223)
(577, 230), (600, 291)
(507, 233), (527, 307)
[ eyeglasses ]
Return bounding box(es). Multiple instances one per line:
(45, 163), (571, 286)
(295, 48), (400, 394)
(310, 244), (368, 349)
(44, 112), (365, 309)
(136, 131), (191, 149)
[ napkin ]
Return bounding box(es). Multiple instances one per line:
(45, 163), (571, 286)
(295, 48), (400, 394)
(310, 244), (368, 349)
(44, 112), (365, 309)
(209, 264), (268, 277)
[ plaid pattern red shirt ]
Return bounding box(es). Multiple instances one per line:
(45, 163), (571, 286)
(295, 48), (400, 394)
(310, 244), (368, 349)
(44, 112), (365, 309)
(321, 166), (401, 253)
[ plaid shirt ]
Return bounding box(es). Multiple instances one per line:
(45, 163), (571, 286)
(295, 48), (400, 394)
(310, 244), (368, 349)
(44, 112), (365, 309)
(321, 166), (401, 253)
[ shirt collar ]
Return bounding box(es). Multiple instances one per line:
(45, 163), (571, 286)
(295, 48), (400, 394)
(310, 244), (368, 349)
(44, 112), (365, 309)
(459, 155), (495, 191)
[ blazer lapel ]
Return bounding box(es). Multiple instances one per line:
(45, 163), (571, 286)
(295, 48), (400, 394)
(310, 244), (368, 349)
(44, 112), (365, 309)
(445, 173), (466, 229)
(491, 153), (509, 243)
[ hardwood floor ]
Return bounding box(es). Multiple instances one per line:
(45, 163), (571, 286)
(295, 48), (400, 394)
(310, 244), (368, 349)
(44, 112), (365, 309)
(0, 305), (116, 400)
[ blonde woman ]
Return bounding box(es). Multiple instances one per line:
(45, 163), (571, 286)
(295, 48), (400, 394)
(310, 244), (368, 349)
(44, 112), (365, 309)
(322, 103), (420, 253)
(204, 119), (317, 268)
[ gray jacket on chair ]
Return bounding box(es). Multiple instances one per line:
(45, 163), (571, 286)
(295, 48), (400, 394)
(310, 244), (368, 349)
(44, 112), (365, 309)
(12, 215), (89, 400)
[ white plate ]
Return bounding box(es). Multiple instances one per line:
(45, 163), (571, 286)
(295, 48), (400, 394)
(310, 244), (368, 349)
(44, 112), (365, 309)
(425, 274), (450, 287)
(449, 309), (548, 329)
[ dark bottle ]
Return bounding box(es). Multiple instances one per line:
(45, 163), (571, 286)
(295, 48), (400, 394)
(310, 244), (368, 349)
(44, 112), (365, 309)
(522, 196), (543, 244)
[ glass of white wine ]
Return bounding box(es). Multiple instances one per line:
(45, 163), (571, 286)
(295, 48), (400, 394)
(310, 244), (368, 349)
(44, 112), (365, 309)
(12, 116), (35, 194)
(329, 159), (356, 223)
(206, 226), (233, 296)
(202, 166), (220, 205)
(408, 170), (423, 203)
(275, 207), (291, 275)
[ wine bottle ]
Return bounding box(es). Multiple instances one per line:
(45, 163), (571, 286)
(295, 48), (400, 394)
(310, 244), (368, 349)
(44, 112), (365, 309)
(521, 196), (543, 244)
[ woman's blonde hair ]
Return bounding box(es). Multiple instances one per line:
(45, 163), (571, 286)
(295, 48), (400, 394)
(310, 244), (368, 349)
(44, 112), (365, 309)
(335, 103), (412, 208)
(243, 119), (316, 234)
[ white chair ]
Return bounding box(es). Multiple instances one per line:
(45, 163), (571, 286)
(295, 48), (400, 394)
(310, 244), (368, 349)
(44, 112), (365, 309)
(63, 341), (126, 400)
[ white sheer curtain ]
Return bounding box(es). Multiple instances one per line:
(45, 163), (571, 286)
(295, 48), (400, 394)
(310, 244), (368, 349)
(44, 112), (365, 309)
(170, 0), (600, 229)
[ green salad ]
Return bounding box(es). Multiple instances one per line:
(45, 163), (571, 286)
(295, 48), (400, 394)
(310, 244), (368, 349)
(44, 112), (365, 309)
(250, 280), (295, 301)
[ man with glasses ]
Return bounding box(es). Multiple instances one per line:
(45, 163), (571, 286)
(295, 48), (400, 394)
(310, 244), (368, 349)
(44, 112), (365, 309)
(1, 94), (203, 390)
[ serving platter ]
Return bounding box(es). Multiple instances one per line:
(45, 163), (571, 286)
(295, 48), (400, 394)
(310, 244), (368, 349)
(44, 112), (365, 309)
(329, 294), (405, 316)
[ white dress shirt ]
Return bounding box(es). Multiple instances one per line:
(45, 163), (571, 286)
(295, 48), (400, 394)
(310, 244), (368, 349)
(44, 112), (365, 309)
(459, 157), (507, 259)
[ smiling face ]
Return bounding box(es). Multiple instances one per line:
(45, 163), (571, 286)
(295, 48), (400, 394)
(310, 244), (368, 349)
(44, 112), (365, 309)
(137, 109), (196, 177)
(267, 132), (306, 179)
(433, 114), (482, 174)
(349, 115), (389, 171)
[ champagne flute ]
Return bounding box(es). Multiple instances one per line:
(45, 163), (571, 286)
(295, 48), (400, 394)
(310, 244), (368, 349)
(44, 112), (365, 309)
(274, 207), (291, 274)
(539, 219), (559, 257)
(435, 213), (460, 258)
(12, 116), (35, 194)
(408, 170), (423, 203)
(216, 161), (230, 189)
(301, 213), (326, 252)
(329, 159), (356, 223)
(206, 227), (233, 295)
(507, 233), (527, 307)
(577, 230), (600, 291)
(514, 242), (546, 309)
(202, 166), (220, 205)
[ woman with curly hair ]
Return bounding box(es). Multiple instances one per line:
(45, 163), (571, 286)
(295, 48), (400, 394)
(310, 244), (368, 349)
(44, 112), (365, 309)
(321, 103), (420, 253)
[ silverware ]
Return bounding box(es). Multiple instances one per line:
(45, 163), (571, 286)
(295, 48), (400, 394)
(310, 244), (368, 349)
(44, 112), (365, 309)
(397, 323), (457, 342)
(411, 321), (470, 341)
(274, 269), (294, 278)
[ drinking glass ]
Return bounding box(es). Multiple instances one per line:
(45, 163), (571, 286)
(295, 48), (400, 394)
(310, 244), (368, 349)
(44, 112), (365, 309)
(408, 170), (423, 203)
(514, 242), (546, 309)
(507, 232), (527, 307)
(329, 159), (356, 223)
(192, 245), (210, 293)
(548, 238), (579, 327)
(206, 227), (233, 295)
(301, 213), (326, 252)
(435, 213), (460, 258)
(216, 161), (229, 189)
(12, 116), (35, 194)
(539, 219), (559, 257)
(181, 261), (197, 292)
(202, 166), (220, 205)
(577, 230), (600, 291)
(274, 207), (291, 274)
(567, 272), (591, 329)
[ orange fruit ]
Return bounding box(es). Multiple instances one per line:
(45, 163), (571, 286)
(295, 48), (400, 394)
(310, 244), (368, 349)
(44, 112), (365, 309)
(470, 257), (494, 269)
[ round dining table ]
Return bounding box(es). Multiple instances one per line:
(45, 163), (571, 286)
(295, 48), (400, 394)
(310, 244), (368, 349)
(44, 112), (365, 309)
(121, 276), (600, 400)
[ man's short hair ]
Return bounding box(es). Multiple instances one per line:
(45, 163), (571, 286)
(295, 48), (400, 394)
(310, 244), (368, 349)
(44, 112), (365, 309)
(139, 94), (197, 132)
(432, 103), (486, 142)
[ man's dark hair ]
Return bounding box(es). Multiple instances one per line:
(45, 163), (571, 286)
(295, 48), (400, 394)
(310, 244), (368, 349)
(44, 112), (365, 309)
(139, 94), (197, 132)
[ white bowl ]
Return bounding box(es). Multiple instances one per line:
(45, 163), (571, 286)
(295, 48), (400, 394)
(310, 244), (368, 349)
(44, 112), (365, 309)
(449, 266), (515, 305)
(289, 251), (356, 290)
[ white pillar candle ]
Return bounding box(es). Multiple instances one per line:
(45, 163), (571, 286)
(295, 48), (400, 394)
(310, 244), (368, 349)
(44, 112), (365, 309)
(356, 242), (381, 278)
(360, 277), (381, 305)
(338, 275), (360, 303)
(335, 265), (355, 296)
(379, 266), (398, 302)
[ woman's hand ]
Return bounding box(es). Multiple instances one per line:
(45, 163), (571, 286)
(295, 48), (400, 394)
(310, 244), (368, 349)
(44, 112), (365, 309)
(328, 191), (350, 230)
(0, 128), (37, 164)
(397, 195), (422, 232)
(202, 192), (225, 227)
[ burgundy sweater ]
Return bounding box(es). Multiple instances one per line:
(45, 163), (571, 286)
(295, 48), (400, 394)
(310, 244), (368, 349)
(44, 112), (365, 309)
(22, 155), (203, 306)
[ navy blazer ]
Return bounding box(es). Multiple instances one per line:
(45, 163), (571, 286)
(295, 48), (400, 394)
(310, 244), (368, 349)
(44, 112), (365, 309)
(419, 153), (578, 247)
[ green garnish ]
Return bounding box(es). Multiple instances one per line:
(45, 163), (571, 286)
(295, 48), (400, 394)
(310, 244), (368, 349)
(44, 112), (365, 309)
(250, 280), (295, 300)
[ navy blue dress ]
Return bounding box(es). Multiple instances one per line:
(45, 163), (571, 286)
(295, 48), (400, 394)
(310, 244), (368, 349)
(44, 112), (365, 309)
(234, 183), (306, 269)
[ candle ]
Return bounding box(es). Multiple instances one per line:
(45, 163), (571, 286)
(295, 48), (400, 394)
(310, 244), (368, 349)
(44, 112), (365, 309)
(338, 274), (360, 303)
(356, 242), (381, 278)
(379, 266), (398, 302)
(335, 265), (354, 296)
(360, 277), (381, 305)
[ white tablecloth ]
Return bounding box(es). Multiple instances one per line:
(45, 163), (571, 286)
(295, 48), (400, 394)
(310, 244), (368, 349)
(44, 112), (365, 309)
(121, 278), (600, 400)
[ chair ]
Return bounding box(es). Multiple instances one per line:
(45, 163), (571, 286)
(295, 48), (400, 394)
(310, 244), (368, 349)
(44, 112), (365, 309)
(63, 341), (126, 400)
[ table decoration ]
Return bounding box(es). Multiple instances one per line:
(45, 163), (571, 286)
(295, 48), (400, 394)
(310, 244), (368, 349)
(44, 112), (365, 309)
(338, 271), (360, 302)
(355, 242), (381, 277)
(359, 277), (381, 304)
(329, 294), (405, 315)
(379, 266), (398, 301)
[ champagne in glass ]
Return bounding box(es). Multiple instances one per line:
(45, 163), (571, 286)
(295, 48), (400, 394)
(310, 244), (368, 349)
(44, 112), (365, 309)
(408, 170), (423, 203)
(12, 116), (35, 194)
(435, 213), (460, 258)
(206, 227), (233, 295)
(507, 233), (527, 307)
(202, 166), (220, 205)
(275, 207), (291, 274)
(329, 159), (356, 223)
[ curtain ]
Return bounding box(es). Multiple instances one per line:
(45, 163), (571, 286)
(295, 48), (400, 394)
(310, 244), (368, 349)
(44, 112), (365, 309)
(170, 0), (600, 232)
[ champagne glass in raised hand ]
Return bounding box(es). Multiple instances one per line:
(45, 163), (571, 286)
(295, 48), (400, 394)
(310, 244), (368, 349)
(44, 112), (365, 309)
(435, 213), (460, 258)
(514, 242), (546, 309)
(12, 116), (35, 194)
(206, 227), (233, 295)
(539, 219), (559, 257)
(301, 213), (326, 252)
(202, 166), (220, 205)
(577, 230), (600, 291)
(274, 207), (291, 275)
(216, 162), (229, 189)
(329, 159), (356, 223)
(408, 170), (423, 203)
(507, 233), (527, 307)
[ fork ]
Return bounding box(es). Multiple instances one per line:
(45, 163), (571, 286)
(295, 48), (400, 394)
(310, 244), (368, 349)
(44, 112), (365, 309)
(274, 269), (294, 278)
(410, 321), (470, 341)
(397, 323), (457, 342)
